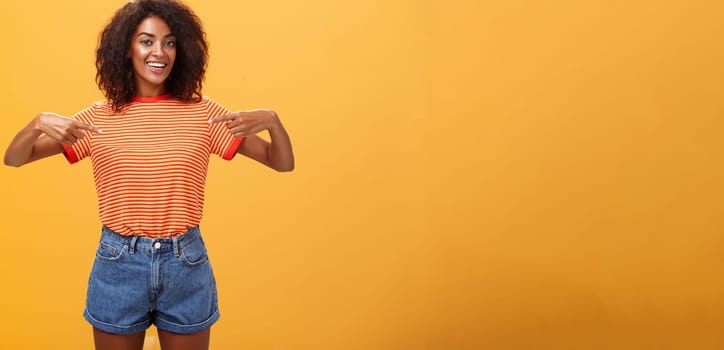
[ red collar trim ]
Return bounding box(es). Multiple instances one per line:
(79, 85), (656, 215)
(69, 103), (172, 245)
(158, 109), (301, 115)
(132, 93), (173, 102)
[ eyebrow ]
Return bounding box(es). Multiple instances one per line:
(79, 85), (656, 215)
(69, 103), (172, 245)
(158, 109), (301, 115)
(137, 32), (176, 38)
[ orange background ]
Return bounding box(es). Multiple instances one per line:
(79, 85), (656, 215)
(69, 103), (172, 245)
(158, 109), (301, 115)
(1, 0), (723, 349)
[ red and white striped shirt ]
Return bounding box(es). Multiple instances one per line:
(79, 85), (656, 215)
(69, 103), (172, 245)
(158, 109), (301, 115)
(63, 94), (242, 237)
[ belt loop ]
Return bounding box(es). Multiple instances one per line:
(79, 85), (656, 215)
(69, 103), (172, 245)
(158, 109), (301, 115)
(172, 236), (180, 257)
(129, 236), (138, 254)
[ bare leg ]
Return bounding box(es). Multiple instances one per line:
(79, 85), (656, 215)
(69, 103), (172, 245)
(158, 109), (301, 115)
(93, 327), (146, 350)
(157, 328), (210, 350)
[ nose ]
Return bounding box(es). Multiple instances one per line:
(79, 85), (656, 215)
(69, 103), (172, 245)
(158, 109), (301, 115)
(151, 42), (165, 57)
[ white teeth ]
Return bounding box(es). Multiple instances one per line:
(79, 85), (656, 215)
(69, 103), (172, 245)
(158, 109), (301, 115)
(146, 62), (166, 68)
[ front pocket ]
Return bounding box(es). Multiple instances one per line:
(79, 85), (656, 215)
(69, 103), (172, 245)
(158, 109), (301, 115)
(96, 240), (127, 261)
(180, 239), (209, 266)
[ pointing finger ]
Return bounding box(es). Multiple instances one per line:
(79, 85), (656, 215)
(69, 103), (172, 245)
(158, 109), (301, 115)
(209, 112), (241, 124)
(75, 121), (103, 134)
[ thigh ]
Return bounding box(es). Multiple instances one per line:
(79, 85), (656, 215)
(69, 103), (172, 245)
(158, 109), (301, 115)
(93, 328), (145, 350)
(157, 328), (210, 350)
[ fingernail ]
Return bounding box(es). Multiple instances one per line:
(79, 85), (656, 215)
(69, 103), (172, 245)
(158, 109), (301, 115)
(208, 119), (213, 124)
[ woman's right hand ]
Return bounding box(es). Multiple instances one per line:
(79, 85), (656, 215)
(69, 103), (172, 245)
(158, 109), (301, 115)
(5, 113), (101, 167)
(33, 112), (102, 146)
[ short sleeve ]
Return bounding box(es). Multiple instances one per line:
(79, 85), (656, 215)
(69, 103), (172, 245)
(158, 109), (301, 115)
(205, 97), (243, 160)
(62, 104), (99, 164)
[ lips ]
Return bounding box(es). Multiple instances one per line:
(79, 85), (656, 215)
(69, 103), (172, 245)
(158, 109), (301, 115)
(146, 61), (167, 73)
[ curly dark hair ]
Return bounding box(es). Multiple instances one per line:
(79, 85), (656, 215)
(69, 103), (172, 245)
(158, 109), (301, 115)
(96, 0), (208, 112)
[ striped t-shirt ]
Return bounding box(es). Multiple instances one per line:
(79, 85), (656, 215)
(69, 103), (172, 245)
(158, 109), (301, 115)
(62, 94), (243, 237)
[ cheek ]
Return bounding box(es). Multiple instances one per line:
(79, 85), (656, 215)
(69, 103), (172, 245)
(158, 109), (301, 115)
(130, 47), (144, 62)
(167, 50), (177, 67)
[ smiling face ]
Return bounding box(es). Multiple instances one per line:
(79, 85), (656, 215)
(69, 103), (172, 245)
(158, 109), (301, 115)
(129, 16), (177, 97)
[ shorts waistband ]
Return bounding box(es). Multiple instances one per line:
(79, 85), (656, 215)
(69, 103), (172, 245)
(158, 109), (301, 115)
(100, 225), (202, 256)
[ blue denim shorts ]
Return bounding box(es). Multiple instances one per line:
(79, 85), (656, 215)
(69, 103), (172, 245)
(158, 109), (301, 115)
(84, 225), (220, 335)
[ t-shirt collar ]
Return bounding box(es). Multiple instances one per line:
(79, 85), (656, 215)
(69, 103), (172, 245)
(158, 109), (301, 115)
(131, 93), (173, 102)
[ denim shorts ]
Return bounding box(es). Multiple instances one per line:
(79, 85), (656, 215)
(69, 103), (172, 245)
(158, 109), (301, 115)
(84, 225), (220, 335)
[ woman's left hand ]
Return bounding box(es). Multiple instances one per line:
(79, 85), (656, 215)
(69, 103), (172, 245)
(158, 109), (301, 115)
(208, 109), (280, 138)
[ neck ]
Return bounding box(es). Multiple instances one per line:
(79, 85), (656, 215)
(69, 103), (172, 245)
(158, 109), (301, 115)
(135, 87), (167, 97)
(134, 79), (167, 97)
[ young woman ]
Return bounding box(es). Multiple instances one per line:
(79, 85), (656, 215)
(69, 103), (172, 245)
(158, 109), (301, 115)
(4, 0), (294, 349)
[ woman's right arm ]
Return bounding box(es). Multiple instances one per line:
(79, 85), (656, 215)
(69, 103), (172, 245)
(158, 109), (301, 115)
(4, 113), (101, 167)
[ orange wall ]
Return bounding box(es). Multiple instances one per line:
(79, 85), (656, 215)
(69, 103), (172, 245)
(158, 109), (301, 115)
(0, 0), (723, 349)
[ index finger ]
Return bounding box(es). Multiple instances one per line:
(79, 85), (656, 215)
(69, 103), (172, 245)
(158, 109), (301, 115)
(208, 112), (240, 124)
(74, 121), (103, 134)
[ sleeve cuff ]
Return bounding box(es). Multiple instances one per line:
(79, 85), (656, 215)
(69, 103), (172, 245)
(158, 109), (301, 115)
(221, 137), (244, 160)
(62, 144), (79, 164)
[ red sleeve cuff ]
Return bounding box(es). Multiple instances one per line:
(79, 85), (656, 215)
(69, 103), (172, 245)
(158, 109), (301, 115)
(62, 144), (79, 164)
(222, 137), (244, 160)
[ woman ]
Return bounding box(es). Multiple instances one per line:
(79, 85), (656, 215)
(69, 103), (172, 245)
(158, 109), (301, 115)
(4, 0), (294, 349)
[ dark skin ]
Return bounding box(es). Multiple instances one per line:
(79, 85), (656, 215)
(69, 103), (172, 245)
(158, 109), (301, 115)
(92, 329), (210, 350)
(92, 329), (145, 350)
(5, 16), (293, 350)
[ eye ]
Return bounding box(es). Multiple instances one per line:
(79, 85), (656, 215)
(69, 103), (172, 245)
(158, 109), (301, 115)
(140, 39), (152, 46)
(164, 40), (176, 47)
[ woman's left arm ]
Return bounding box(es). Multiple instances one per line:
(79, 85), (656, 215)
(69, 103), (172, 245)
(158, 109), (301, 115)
(210, 109), (294, 172)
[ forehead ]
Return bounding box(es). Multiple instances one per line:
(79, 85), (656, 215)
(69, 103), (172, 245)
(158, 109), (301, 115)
(134, 16), (173, 36)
